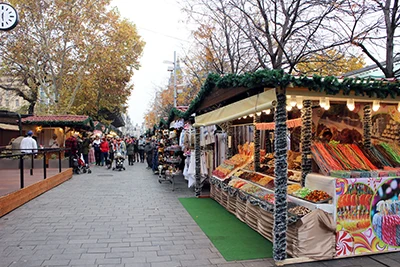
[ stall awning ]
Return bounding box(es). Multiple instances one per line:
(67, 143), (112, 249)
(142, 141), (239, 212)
(0, 123), (19, 131)
(194, 89), (277, 127)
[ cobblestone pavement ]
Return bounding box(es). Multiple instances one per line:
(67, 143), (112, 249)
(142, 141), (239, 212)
(1, 163), (399, 267)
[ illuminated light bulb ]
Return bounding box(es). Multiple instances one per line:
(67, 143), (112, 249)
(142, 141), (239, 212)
(256, 112), (262, 116)
(324, 99), (330, 110)
(249, 114), (254, 117)
(238, 117), (242, 120)
(286, 105), (292, 111)
(243, 115), (247, 119)
(296, 96), (303, 109)
(265, 109), (271, 115)
(347, 99), (355, 111)
(372, 100), (380, 112)
(398, 102), (400, 112)
(290, 96), (297, 107)
(319, 97), (326, 108)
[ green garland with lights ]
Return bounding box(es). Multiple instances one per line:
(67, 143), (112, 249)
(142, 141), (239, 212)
(157, 69), (400, 126)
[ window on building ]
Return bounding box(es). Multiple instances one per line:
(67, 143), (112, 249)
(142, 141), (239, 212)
(5, 99), (9, 107)
(15, 99), (19, 107)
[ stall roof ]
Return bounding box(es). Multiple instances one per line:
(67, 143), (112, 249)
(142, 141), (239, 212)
(0, 123), (19, 131)
(158, 69), (400, 127)
(21, 115), (94, 130)
(194, 89), (277, 127)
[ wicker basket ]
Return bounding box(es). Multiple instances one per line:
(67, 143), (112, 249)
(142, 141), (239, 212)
(235, 194), (247, 223)
(245, 201), (260, 232)
(227, 188), (237, 214)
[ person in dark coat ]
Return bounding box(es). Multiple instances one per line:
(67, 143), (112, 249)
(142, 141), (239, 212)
(126, 137), (135, 165)
(81, 134), (91, 165)
(144, 138), (154, 169)
(133, 137), (139, 163)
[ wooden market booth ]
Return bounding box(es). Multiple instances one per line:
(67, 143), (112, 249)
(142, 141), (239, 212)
(21, 115), (94, 148)
(185, 70), (400, 265)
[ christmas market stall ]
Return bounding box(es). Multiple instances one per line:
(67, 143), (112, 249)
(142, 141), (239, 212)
(188, 69), (400, 265)
(21, 115), (94, 148)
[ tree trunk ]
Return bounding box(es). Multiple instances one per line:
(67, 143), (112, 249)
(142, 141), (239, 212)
(28, 101), (36, 115)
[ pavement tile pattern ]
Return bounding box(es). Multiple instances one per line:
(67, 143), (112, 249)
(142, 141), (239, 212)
(0, 163), (399, 267)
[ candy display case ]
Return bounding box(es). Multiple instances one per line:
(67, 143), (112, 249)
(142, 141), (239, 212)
(210, 173), (336, 258)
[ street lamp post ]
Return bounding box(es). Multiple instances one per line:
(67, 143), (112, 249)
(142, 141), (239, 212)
(164, 51), (177, 108)
(173, 51), (177, 108)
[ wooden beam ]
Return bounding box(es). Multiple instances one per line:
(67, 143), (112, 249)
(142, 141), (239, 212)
(0, 169), (73, 217)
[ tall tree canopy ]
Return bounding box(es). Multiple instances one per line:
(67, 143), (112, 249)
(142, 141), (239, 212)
(296, 49), (365, 76)
(0, 0), (145, 118)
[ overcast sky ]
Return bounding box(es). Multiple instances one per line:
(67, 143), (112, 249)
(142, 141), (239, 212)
(111, 0), (192, 126)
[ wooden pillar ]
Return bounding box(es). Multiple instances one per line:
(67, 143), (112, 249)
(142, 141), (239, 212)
(254, 114), (261, 172)
(195, 126), (201, 197)
(363, 105), (372, 149)
(273, 90), (288, 263)
(300, 100), (312, 187)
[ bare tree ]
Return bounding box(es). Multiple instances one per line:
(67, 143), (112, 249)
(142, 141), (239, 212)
(182, 0), (261, 75)
(225, 0), (356, 72)
(337, 0), (400, 78)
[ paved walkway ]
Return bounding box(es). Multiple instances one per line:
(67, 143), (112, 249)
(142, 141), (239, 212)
(0, 163), (399, 267)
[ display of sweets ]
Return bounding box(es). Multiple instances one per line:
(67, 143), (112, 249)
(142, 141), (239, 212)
(372, 200), (400, 246)
(265, 180), (275, 190)
(287, 184), (302, 194)
(244, 162), (255, 171)
(257, 177), (274, 187)
(288, 171), (302, 182)
(212, 167), (232, 179)
(212, 144), (251, 179)
(264, 194), (275, 204)
(288, 206), (312, 217)
(292, 187), (312, 198)
(229, 179), (248, 189)
(238, 142), (255, 156)
(288, 150), (302, 171)
(238, 172), (264, 183)
(225, 153), (249, 167)
(253, 189), (268, 199)
(234, 170), (245, 177)
(259, 166), (275, 176)
(304, 190), (331, 203)
(240, 184), (261, 195)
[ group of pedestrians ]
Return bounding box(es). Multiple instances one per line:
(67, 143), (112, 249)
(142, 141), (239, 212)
(15, 130), (155, 170)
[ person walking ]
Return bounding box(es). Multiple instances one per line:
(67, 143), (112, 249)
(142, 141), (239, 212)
(92, 135), (101, 166)
(133, 137), (139, 163)
(65, 133), (79, 167)
(138, 135), (145, 163)
(126, 137), (135, 166)
(144, 138), (154, 169)
(81, 134), (91, 166)
(20, 130), (38, 154)
(107, 136), (114, 168)
(100, 137), (109, 166)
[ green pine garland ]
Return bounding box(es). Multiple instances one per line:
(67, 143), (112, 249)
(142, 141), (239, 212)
(157, 69), (400, 127)
(273, 92), (288, 262)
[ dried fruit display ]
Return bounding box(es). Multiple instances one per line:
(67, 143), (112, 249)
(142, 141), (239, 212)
(304, 190), (331, 203)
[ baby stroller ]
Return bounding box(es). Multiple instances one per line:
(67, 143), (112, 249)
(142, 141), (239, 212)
(72, 154), (92, 174)
(112, 152), (126, 171)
